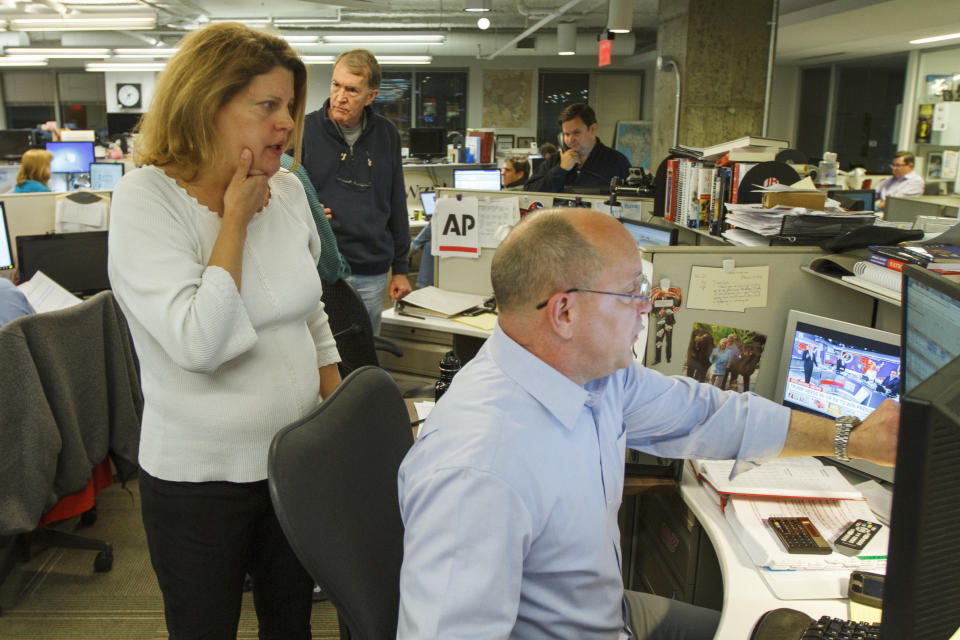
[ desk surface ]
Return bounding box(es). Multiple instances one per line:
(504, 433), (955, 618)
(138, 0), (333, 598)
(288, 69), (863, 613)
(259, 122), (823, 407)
(382, 306), (493, 340)
(680, 466), (849, 639)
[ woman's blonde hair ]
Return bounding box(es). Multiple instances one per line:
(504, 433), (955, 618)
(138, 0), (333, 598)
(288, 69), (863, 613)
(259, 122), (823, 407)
(16, 149), (52, 185)
(135, 23), (308, 178)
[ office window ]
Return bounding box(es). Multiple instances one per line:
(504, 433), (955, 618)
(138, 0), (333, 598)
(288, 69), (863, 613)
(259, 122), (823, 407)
(3, 71), (56, 130)
(6, 105), (55, 129)
(417, 71), (466, 135)
(58, 72), (107, 134)
(537, 72), (589, 149)
(374, 72), (412, 144)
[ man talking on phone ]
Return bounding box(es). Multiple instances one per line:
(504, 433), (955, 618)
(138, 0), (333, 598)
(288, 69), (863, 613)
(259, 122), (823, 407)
(525, 103), (630, 193)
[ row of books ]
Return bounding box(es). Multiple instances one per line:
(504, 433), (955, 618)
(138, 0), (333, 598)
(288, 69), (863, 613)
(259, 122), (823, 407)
(841, 243), (960, 299)
(662, 158), (756, 232)
(669, 135), (789, 162)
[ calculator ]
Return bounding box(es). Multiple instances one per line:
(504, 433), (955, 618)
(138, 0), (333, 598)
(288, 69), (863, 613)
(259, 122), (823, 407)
(767, 516), (833, 554)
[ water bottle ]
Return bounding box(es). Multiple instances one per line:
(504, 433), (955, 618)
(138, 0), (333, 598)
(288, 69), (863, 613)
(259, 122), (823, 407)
(434, 350), (462, 401)
(818, 151), (839, 187)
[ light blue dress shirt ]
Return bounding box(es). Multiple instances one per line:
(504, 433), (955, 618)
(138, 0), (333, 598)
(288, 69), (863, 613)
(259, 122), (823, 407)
(0, 278), (34, 327)
(875, 171), (924, 202)
(397, 324), (790, 639)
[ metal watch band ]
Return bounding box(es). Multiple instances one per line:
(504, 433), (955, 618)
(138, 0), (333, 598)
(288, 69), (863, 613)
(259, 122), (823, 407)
(834, 416), (859, 461)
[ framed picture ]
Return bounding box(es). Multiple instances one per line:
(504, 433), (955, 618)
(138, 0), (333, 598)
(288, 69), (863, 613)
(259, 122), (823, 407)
(926, 152), (943, 181)
(517, 136), (536, 149)
(612, 120), (653, 170)
(495, 134), (515, 152)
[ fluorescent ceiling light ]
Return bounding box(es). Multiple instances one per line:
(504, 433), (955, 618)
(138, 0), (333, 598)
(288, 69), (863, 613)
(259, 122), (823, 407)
(464, 0), (490, 12)
(0, 58), (48, 67)
(113, 48), (178, 58)
(184, 18), (270, 30)
(86, 61), (166, 71)
(300, 55), (336, 64)
(60, 0), (141, 4)
(7, 47), (111, 58)
(376, 55), (432, 65)
(274, 17), (340, 26)
(910, 32), (960, 44)
(606, 0), (632, 34)
(477, 17), (490, 30)
(557, 23), (576, 55)
(282, 35), (319, 44)
(11, 15), (156, 30)
(322, 34), (445, 45)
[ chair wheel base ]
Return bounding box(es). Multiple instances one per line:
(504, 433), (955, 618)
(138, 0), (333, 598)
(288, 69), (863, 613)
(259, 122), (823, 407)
(94, 550), (113, 572)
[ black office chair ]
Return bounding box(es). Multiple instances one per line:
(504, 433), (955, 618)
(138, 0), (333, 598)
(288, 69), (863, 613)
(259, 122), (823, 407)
(321, 278), (403, 376)
(268, 366), (414, 640)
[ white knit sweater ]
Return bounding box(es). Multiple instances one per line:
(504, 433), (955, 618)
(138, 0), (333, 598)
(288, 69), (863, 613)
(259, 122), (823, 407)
(108, 166), (341, 483)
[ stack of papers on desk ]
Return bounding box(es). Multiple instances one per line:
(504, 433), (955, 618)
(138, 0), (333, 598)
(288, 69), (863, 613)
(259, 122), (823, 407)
(399, 286), (486, 318)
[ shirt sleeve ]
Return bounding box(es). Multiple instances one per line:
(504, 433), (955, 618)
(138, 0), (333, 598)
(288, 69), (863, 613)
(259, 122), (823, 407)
(398, 465), (531, 639)
(620, 365), (790, 462)
(388, 126), (411, 275)
(107, 174), (257, 374)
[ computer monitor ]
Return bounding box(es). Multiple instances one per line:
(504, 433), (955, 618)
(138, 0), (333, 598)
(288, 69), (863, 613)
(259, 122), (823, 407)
(900, 264), (960, 394)
(16, 231), (109, 297)
(773, 310), (901, 482)
(409, 128), (446, 161)
(881, 351), (960, 638)
(828, 189), (876, 211)
(0, 202), (13, 272)
(454, 169), (501, 191)
(419, 191), (437, 218)
(106, 112), (141, 137)
(45, 141), (95, 174)
(620, 219), (678, 247)
(0, 129), (33, 161)
(89, 162), (124, 191)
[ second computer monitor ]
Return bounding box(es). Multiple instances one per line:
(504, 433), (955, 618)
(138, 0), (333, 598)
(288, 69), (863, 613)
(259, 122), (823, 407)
(454, 169), (501, 191)
(89, 162), (124, 191)
(900, 264), (960, 393)
(828, 189), (876, 211)
(420, 191), (437, 218)
(45, 141), (95, 174)
(0, 202), (14, 272)
(620, 219), (678, 247)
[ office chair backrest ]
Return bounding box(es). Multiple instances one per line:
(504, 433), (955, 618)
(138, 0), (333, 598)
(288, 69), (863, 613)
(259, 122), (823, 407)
(321, 278), (379, 374)
(268, 366), (414, 640)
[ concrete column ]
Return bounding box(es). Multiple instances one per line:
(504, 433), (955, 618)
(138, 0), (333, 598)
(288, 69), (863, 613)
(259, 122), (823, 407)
(653, 0), (774, 165)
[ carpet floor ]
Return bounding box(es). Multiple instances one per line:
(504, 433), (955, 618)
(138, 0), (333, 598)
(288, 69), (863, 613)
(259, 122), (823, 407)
(0, 479), (341, 639)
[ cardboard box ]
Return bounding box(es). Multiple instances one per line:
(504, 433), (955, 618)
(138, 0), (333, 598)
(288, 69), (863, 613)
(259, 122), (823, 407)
(761, 191), (827, 210)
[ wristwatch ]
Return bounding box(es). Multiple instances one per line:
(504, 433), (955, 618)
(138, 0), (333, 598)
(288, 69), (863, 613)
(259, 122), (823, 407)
(834, 415), (860, 461)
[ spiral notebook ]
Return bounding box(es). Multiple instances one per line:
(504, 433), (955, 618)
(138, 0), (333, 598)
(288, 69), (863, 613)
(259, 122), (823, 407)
(841, 261), (901, 298)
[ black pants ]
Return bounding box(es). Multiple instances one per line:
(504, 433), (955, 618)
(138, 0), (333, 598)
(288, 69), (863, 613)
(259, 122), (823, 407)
(139, 471), (314, 640)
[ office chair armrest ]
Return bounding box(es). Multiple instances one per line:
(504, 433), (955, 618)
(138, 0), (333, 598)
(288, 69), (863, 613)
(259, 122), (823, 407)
(373, 336), (403, 358)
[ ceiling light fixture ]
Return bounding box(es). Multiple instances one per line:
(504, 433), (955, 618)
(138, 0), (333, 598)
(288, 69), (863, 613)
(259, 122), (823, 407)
(10, 15), (156, 31)
(606, 0), (632, 34)
(85, 61), (166, 72)
(8, 47), (111, 58)
(281, 35), (320, 44)
(909, 32), (960, 44)
(477, 16), (490, 30)
(300, 55), (337, 64)
(322, 34), (445, 45)
(376, 55), (432, 65)
(0, 59), (48, 67)
(113, 47), (178, 58)
(464, 0), (490, 12)
(557, 23), (576, 55)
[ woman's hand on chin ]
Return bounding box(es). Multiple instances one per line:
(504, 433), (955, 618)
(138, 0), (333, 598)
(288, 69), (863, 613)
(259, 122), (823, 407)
(222, 148), (269, 224)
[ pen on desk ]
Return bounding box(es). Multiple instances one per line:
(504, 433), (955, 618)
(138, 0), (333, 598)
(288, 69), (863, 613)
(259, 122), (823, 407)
(856, 555), (887, 560)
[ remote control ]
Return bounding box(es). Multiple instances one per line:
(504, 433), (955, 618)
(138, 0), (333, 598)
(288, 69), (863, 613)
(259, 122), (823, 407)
(834, 519), (883, 556)
(767, 516), (833, 554)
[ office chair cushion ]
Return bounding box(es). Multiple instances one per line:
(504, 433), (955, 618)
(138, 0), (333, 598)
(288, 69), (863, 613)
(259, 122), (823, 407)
(269, 366), (413, 640)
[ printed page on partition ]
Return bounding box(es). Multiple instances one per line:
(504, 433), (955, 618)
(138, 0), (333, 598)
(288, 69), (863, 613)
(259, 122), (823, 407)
(17, 270), (82, 313)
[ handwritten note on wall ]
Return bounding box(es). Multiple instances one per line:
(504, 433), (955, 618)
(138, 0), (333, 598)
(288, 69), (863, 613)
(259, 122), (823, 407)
(686, 265), (769, 312)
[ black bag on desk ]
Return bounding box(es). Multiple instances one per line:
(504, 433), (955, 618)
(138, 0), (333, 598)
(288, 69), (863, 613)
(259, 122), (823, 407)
(819, 226), (924, 252)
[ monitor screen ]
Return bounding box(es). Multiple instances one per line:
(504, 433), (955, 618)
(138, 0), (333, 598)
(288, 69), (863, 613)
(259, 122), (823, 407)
(901, 265), (960, 394)
(454, 169), (501, 191)
(420, 191), (436, 218)
(0, 129), (33, 161)
(45, 141), (95, 174)
(16, 231), (109, 297)
(828, 189), (876, 211)
(409, 128), (446, 160)
(106, 112), (141, 137)
(89, 162), (124, 191)
(620, 219), (678, 247)
(773, 310), (901, 482)
(0, 202), (13, 271)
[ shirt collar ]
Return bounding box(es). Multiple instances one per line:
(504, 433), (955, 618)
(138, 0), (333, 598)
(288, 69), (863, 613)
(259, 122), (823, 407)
(487, 323), (589, 430)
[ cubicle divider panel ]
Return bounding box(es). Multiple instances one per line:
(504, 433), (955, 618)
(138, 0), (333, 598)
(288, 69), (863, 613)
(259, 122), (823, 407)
(642, 246), (878, 402)
(3, 191), (114, 264)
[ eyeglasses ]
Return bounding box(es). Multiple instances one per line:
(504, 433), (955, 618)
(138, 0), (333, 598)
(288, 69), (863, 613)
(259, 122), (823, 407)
(891, 162), (908, 168)
(535, 273), (652, 310)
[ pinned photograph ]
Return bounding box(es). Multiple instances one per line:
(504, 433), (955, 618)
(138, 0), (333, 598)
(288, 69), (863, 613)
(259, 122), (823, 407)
(685, 323), (767, 392)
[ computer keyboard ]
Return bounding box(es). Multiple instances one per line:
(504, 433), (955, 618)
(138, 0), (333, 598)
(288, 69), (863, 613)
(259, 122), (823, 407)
(801, 616), (880, 639)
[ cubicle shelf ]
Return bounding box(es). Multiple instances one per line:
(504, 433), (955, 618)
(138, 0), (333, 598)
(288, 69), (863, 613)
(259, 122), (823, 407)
(800, 266), (901, 307)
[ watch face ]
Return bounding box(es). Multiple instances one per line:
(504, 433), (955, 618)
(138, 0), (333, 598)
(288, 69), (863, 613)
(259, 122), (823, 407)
(117, 83), (141, 108)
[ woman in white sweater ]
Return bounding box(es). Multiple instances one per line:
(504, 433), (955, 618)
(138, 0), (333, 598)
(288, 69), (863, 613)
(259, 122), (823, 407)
(107, 23), (340, 639)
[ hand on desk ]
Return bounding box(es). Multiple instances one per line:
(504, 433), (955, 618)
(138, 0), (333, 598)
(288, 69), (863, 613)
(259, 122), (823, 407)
(848, 398), (899, 467)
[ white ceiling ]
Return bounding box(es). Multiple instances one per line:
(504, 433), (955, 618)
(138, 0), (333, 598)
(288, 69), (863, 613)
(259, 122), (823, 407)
(0, 0), (957, 65)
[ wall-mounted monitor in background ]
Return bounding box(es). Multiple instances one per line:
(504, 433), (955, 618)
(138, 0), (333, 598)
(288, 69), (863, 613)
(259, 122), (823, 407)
(106, 112), (142, 137)
(773, 309), (901, 482)
(900, 264), (960, 394)
(16, 231), (109, 297)
(828, 189), (876, 212)
(409, 128), (447, 161)
(0, 129), (33, 162)
(0, 202), (14, 272)
(89, 162), (124, 191)
(620, 219), (678, 247)
(454, 169), (501, 191)
(45, 141), (95, 174)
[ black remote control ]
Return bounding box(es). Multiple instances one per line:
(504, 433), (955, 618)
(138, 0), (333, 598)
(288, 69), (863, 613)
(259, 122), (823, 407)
(834, 519), (882, 556)
(767, 516), (833, 554)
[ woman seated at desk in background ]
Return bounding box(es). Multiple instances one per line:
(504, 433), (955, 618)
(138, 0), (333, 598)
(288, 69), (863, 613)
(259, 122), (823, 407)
(107, 23), (341, 639)
(13, 149), (52, 193)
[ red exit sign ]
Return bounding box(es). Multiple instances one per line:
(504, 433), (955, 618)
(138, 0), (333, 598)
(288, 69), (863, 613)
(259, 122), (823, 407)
(598, 39), (612, 67)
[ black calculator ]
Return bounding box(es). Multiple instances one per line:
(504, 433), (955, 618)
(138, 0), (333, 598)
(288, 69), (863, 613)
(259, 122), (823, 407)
(767, 516), (833, 554)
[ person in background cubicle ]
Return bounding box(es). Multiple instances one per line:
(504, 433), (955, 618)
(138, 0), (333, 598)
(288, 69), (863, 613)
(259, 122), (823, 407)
(396, 207), (900, 639)
(13, 149), (53, 193)
(524, 103), (630, 193)
(538, 141), (557, 159)
(875, 150), (924, 211)
(501, 155), (530, 191)
(107, 23), (341, 640)
(0, 278), (34, 326)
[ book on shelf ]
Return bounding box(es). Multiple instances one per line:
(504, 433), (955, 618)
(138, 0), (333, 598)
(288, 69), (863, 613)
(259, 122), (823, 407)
(690, 457), (864, 502)
(868, 244), (960, 273)
(699, 136), (789, 160)
(840, 261), (902, 298)
(726, 146), (780, 162)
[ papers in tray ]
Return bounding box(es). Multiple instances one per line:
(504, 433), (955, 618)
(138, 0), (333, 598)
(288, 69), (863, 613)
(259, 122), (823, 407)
(398, 286), (486, 318)
(691, 457), (863, 501)
(17, 270), (82, 313)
